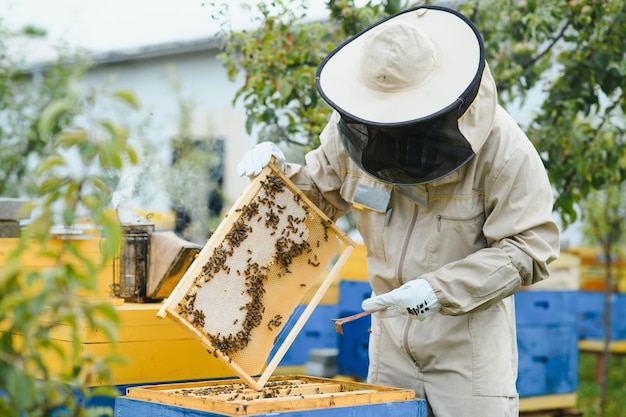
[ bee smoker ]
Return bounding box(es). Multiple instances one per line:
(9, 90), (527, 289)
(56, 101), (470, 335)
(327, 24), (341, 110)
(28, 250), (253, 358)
(113, 206), (155, 303)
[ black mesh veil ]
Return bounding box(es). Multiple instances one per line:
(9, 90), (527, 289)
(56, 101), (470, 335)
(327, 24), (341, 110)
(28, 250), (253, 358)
(338, 103), (475, 185)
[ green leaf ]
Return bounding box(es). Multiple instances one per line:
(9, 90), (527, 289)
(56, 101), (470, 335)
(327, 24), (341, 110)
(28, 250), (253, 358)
(54, 130), (88, 148)
(35, 155), (66, 176)
(38, 177), (67, 195)
(38, 99), (73, 137)
(63, 206), (75, 226)
(113, 89), (140, 110)
(5, 367), (37, 412)
(124, 145), (139, 165)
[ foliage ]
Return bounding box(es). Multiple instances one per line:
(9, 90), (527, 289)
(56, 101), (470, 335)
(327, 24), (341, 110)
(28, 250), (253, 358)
(578, 180), (626, 415)
(0, 21), (91, 198)
(577, 353), (626, 417)
(208, 0), (415, 152)
(461, 0), (626, 228)
(582, 184), (626, 257)
(209, 0), (626, 229)
(0, 83), (139, 415)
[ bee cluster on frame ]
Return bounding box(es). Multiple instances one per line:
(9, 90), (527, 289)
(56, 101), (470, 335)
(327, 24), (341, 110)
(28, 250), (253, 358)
(174, 174), (328, 359)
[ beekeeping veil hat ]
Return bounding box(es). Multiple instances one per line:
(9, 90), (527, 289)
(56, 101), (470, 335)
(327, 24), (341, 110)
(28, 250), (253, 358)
(316, 5), (497, 185)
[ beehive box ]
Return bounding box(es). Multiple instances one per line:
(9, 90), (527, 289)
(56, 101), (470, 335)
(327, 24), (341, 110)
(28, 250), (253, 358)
(0, 302), (238, 387)
(158, 163), (356, 390)
(123, 375), (420, 416)
(515, 291), (579, 398)
(577, 291), (626, 340)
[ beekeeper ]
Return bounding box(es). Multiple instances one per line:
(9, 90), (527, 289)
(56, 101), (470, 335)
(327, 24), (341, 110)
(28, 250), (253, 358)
(238, 5), (559, 417)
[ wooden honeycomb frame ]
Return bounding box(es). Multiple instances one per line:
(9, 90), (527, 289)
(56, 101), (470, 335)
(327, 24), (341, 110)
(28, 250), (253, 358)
(125, 375), (416, 416)
(158, 163), (355, 390)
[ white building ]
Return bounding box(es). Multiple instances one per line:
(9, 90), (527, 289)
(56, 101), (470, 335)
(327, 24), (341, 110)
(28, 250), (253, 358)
(24, 35), (257, 241)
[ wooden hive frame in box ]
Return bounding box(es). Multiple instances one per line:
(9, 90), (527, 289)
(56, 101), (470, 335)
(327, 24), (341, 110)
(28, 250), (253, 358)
(125, 375), (416, 416)
(158, 163), (356, 390)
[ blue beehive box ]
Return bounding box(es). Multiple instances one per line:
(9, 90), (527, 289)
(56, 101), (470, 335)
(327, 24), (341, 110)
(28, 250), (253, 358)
(514, 290), (579, 324)
(338, 280), (372, 311)
(118, 375), (426, 417)
(336, 309), (370, 380)
(577, 291), (626, 340)
(115, 396), (426, 416)
(335, 281), (373, 380)
(269, 304), (339, 366)
(516, 321), (579, 397)
(515, 291), (579, 397)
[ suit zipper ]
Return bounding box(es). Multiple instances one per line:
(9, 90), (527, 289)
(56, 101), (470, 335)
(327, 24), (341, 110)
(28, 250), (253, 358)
(399, 204), (419, 366)
(397, 204), (418, 286)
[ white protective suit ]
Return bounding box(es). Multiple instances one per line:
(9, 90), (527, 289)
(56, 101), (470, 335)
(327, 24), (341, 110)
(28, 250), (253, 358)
(285, 65), (560, 416)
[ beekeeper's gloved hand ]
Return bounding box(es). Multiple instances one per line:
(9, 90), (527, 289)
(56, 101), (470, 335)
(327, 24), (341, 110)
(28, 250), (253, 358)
(362, 279), (441, 320)
(237, 142), (286, 177)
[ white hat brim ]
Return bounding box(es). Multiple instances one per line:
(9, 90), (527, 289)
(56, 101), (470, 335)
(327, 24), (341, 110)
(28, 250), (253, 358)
(317, 7), (484, 125)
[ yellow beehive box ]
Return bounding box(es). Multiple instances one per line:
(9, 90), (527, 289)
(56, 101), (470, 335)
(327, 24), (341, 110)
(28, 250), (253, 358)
(4, 302), (238, 386)
(339, 243), (368, 282)
(0, 236), (114, 299)
(569, 246), (626, 292)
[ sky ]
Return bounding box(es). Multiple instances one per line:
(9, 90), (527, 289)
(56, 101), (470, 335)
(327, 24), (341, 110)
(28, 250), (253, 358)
(0, 0), (329, 58)
(1, 0), (223, 54)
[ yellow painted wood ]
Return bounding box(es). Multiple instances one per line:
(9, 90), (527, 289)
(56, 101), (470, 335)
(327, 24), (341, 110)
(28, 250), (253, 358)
(3, 329), (238, 386)
(339, 243), (368, 282)
(88, 338), (236, 385)
(133, 209), (177, 230)
(519, 393), (577, 412)
(273, 366), (305, 376)
(1, 302), (239, 386)
(26, 303), (181, 343)
(579, 340), (626, 353)
(126, 375), (415, 416)
(0, 237), (114, 299)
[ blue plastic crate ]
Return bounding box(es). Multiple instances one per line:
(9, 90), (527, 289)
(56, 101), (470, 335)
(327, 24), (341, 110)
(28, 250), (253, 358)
(516, 321), (579, 397)
(577, 291), (626, 340)
(269, 304), (339, 366)
(336, 309), (371, 381)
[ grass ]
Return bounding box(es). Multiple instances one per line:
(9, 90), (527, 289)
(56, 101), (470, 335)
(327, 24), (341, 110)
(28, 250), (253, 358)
(576, 352), (626, 417)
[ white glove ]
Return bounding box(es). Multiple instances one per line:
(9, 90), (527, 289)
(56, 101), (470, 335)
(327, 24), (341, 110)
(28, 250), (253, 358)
(236, 142), (286, 177)
(361, 279), (440, 320)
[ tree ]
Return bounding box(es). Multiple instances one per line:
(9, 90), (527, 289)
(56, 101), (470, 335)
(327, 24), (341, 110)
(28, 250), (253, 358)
(209, 0), (408, 152)
(461, 0), (626, 228)
(0, 21), (91, 198)
(0, 18), (141, 416)
(209, 0), (626, 228)
(580, 178), (626, 415)
(0, 86), (140, 416)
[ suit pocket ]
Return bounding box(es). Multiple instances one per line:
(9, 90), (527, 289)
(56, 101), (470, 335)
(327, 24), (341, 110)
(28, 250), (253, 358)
(469, 306), (518, 397)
